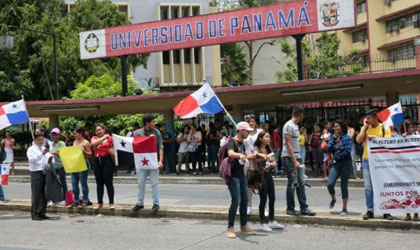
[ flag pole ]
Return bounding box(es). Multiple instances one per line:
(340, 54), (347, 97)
(21, 95), (34, 141)
(205, 80), (237, 127)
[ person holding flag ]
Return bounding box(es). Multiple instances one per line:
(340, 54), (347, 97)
(356, 108), (396, 220)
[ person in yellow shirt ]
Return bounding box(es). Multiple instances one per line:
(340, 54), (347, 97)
(356, 109), (393, 221)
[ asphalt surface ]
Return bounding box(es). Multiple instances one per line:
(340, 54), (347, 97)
(1, 182), (367, 214)
(0, 212), (418, 250)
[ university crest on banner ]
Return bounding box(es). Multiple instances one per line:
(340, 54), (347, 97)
(320, 2), (340, 27)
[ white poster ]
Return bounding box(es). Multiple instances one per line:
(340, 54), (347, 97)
(368, 136), (420, 214)
(317, 0), (355, 31)
(79, 29), (106, 60)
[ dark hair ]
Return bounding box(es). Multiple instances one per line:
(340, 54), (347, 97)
(365, 109), (378, 117)
(400, 121), (412, 134)
(74, 127), (85, 134)
(143, 114), (155, 125)
(182, 125), (190, 134)
(334, 120), (348, 134)
(345, 120), (354, 128)
(292, 107), (304, 117)
(34, 133), (44, 140)
(254, 131), (272, 153)
(134, 122), (140, 128)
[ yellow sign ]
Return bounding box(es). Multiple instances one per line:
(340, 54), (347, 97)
(59, 146), (87, 173)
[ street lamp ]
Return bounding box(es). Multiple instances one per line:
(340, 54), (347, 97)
(7, 25), (59, 100)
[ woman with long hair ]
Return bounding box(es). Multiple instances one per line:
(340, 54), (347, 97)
(176, 125), (191, 175)
(72, 127), (92, 208)
(250, 131), (285, 232)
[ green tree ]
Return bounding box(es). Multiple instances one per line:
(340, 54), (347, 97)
(276, 33), (364, 82)
(0, 0), (149, 101)
(221, 43), (250, 85)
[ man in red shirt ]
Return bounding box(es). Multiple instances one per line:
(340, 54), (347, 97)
(271, 124), (282, 175)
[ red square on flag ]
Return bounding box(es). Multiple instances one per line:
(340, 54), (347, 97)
(0, 106), (5, 116)
(133, 136), (157, 153)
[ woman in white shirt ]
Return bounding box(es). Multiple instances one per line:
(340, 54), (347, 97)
(188, 124), (203, 175)
(176, 125), (191, 175)
(244, 115), (263, 214)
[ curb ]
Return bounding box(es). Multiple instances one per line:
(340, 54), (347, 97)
(1, 201), (419, 231)
(8, 176), (365, 187)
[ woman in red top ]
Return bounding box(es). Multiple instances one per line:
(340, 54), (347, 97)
(91, 124), (115, 210)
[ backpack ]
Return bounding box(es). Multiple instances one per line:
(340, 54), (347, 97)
(218, 138), (237, 184)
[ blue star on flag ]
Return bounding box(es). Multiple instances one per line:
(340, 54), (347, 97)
(12, 104), (17, 109)
(202, 92), (207, 99)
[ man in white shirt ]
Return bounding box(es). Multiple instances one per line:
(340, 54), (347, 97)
(27, 133), (50, 220)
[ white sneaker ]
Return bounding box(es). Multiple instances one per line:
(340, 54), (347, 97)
(258, 224), (272, 232)
(304, 174), (308, 179)
(0, 200), (6, 204)
(247, 206), (252, 215)
(268, 221), (285, 229)
(47, 201), (55, 207)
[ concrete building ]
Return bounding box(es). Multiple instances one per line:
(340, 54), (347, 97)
(65, 0), (222, 91)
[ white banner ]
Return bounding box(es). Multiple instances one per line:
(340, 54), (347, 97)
(368, 136), (420, 214)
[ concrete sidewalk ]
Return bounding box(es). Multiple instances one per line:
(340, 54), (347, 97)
(0, 200), (419, 231)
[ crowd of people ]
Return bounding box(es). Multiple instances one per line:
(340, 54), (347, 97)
(0, 108), (419, 235)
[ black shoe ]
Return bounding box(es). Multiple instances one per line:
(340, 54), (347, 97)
(176, 172), (180, 176)
(151, 204), (160, 213)
(287, 210), (299, 216)
(40, 215), (50, 220)
(329, 199), (336, 209)
(304, 181), (312, 188)
(131, 205), (144, 212)
(383, 214), (394, 220)
(363, 211), (374, 220)
(86, 200), (93, 206)
(32, 216), (43, 221)
(301, 208), (316, 216)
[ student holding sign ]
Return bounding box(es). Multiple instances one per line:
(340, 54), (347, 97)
(72, 127), (92, 208)
(356, 109), (393, 220)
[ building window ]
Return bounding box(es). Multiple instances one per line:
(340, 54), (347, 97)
(163, 51), (170, 64)
(387, 44), (415, 61)
(356, 1), (366, 14)
(171, 6), (179, 19)
(384, 0), (396, 6)
(118, 5), (128, 14)
(182, 7), (190, 18)
(184, 48), (191, 64)
(386, 12), (420, 32)
(352, 29), (367, 43)
(194, 48), (200, 64)
(160, 7), (168, 20)
(174, 50), (181, 64)
(192, 7), (200, 16)
(61, 4), (69, 17)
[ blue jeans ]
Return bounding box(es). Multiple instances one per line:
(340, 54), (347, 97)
(282, 157), (308, 211)
(56, 168), (68, 201)
(227, 177), (248, 228)
(362, 159), (374, 212)
(71, 170), (89, 203)
(208, 145), (219, 170)
(137, 169), (159, 206)
(327, 159), (352, 199)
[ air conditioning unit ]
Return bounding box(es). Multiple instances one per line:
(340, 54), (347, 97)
(384, 0), (392, 6)
(414, 20), (420, 28)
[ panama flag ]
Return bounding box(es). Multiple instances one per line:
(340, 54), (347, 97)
(377, 102), (404, 127)
(173, 83), (224, 118)
(113, 134), (158, 170)
(0, 100), (30, 130)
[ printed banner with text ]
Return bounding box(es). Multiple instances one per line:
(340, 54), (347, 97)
(368, 136), (420, 214)
(80, 0), (355, 60)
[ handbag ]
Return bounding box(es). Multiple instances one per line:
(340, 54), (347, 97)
(247, 169), (264, 193)
(65, 190), (75, 206)
(187, 142), (197, 153)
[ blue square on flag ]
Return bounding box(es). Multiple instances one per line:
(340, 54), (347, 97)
(7, 112), (29, 125)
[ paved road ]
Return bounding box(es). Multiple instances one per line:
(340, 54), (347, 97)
(2, 182), (367, 214)
(0, 212), (418, 250)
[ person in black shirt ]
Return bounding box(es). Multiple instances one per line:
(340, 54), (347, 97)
(207, 121), (221, 173)
(160, 124), (173, 174)
(225, 122), (255, 238)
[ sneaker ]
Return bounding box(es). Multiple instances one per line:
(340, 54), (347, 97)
(303, 174), (308, 179)
(304, 181), (312, 188)
(247, 206), (252, 215)
(287, 210), (299, 216)
(383, 214), (394, 220)
(268, 221), (285, 229)
(404, 214), (412, 221)
(131, 171), (137, 176)
(240, 225), (255, 235)
(0, 200), (7, 204)
(60, 201), (65, 206)
(329, 199), (336, 209)
(47, 201), (55, 207)
(340, 209), (348, 216)
(151, 204), (160, 213)
(258, 224), (272, 232)
(301, 208), (316, 216)
(363, 211), (374, 220)
(176, 172), (181, 176)
(93, 203), (103, 210)
(226, 227), (236, 238)
(413, 214), (419, 221)
(131, 205), (144, 212)
(193, 172), (197, 176)
(109, 204), (116, 210)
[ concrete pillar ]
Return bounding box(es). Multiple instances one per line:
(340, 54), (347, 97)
(48, 114), (59, 129)
(415, 38), (420, 70)
(386, 91), (399, 107)
(231, 104), (243, 123)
